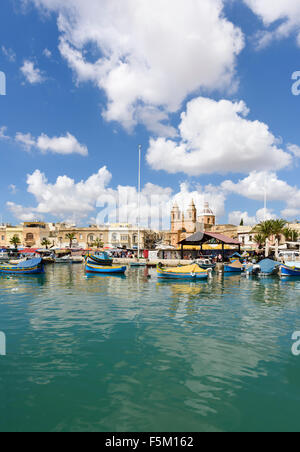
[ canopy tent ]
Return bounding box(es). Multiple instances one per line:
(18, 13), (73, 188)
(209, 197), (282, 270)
(178, 232), (241, 260)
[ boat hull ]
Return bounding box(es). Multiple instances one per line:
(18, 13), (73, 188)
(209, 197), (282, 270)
(224, 265), (243, 273)
(0, 264), (44, 275)
(281, 265), (300, 277)
(157, 268), (208, 280)
(85, 263), (126, 274)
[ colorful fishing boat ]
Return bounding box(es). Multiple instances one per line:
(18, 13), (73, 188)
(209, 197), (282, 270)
(157, 264), (209, 280)
(280, 263), (300, 277)
(85, 259), (126, 275)
(0, 258), (44, 275)
(224, 260), (244, 273)
(85, 252), (113, 266)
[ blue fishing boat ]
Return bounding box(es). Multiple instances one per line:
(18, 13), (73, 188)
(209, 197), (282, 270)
(224, 261), (244, 273)
(85, 259), (126, 275)
(281, 264), (300, 277)
(86, 252), (113, 266)
(157, 264), (209, 280)
(253, 259), (279, 276)
(0, 258), (44, 275)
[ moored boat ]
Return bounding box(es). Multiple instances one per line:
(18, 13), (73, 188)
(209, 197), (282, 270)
(86, 252), (113, 266)
(85, 259), (126, 274)
(157, 264), (209, 280)
(195, 258), (216, 270)
(253, 259), (280, 277)
(280, 264), (300, 277)
(0, 258), (44, 275)
(224, 261), (244, 273)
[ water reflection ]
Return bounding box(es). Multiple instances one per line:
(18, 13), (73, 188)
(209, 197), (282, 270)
(1, 265), (300, 432)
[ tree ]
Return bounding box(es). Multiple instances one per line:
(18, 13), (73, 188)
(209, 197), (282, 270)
(240, 218), (244, 226)
(252, 219), (287, 255)
(92, 239), (104, 249)
(41, 238), (51, 250)
(65, 233), (76, 249)
(10, 235), (21, 250)
(252, 219), (286, 241)
(283, 228), (299, 243)
(253, 234), (265, 249)
(143, 231), (163, 250)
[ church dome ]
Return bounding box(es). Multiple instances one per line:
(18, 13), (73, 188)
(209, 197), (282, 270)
(200, 202), (215, 216)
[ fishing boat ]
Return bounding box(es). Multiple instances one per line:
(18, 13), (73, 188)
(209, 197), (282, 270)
(87, 252), (113, 266)
(280, 262), (300, 277)
(252, 259), (280, 277)
(224, 260), (244, 273)
(85, 259), (126, 275)
(55, 255), (83, 264)
(0, 258), (44, 275)
(130, 262), (147, 268)
(157, 263), (209, 280)
(195, 258), (216, 270)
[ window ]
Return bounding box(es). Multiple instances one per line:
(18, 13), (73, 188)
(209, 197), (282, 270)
(121, 235), (128, 242)
(79, 234), (83, 240)
(112, 233), (118, 242)
(26, 233), (34, 241)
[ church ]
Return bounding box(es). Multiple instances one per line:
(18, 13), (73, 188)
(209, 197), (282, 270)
(170, 200), (216, 248)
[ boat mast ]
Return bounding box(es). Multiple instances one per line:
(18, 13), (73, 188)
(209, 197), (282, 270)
(138, 144), (141, 260)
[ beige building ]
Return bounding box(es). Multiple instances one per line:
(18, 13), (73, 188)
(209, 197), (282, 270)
(170, 201), (216, 247)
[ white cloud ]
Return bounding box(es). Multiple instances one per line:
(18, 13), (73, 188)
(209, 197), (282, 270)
(0, 126), (10, 140)
(228, 211), (257, 226)
(228, 209), (276, 226)
(1, 46), (16, 62)
(146, 97), (292, 176)
(15, 131), (88, 156)
(8, 184), (17, 195)
(221, 171), (296, 202)
(243, 0), (300, 47)
(26, 0), (244, 133)
(20, 60), (45, 84)
(15, 132), (36, 150)
(43, 48), (52, 58)
(287, 143), (300, 158)
(6, 166), (226, 227)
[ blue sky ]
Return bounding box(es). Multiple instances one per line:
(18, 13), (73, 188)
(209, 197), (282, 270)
(1, 0), (300, 228)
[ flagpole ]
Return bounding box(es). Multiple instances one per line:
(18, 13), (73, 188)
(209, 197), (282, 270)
(138, 145), (141, 261)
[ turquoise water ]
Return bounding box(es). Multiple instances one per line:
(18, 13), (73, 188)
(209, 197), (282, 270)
(1, 265), (300, 432)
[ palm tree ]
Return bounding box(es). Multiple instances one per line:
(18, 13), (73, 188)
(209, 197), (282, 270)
(41, 238), (51, 250)
(92, 239), (104, 249)
(10, 235), (21, 250)
(65, 233), (76, 249)
(253, 234), (265, 249)
(283, 228), (299, 242)
(252, 219), (287, 256)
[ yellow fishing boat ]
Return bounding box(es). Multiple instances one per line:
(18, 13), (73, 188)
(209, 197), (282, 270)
(157, 264), (209, 280)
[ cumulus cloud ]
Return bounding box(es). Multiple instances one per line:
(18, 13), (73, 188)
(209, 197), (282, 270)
(15, 131), (88, 156)
(243, 0), (300, 48)
(228, 209), (276, 226)
(146, 97), (292, 176)
(20, 60), (45, 84)
(25, 0), (244, 133)
(1, 46), (16, 62)
(0, 126), (10, 140)
(221, 171), (296, 202)
(6, 166), (227, 227)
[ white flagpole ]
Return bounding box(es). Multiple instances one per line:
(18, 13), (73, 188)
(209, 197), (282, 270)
(138, 145), (141, 260)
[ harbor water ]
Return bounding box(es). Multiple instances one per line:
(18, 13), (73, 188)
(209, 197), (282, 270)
(1, 265), (300, 432)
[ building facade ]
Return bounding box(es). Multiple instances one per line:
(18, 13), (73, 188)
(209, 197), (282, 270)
(170, 201), (216, 247)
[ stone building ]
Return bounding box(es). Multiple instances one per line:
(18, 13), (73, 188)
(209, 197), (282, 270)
(170, 201), (216, 247)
